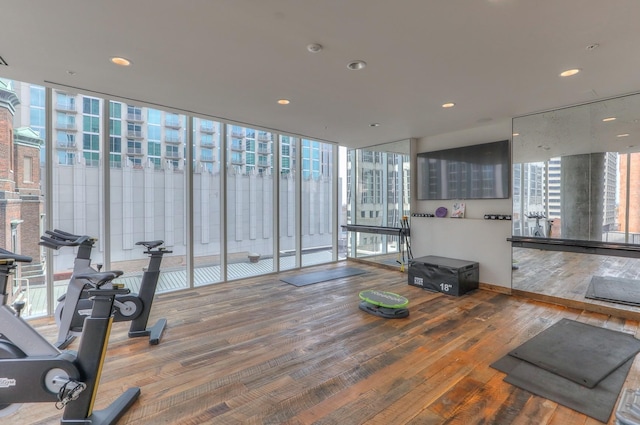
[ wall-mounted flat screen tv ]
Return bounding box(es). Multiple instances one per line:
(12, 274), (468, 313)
(416, 140), (510, 200)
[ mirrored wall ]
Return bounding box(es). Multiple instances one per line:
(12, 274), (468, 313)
(343, 140), (411, 266)
(511, 92), (640, 314)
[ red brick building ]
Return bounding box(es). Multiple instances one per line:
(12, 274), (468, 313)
(0, 80), (44, 300)
(618, 153), (640, 236)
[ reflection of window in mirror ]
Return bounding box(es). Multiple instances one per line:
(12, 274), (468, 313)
(344, 140), (411, 259)
(512, 92), (640, 245)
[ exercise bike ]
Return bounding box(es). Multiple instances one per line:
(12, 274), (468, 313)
(40, 229), (171, 348)
(525, 212), (547, 237)
(0, 247), (140, 424)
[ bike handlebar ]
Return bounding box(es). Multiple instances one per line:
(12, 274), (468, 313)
(39, 229), (92, 249)
(525, 212), (547, 219)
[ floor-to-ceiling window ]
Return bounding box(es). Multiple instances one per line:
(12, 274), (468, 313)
(301, 139), (334, 267)
(279, 135), (298, 270)
(109, 104), (188, 293)
(193, 117), (222, 285)
(0, 80), (46, 316)
(226, 125), (275, 279)
(3, 77), (341, 318)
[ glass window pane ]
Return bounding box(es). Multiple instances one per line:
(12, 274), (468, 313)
(50, 90), (104, 321)
(301, 139), (333, 267)
(110, 106), (188, 292)
(279, 135), (298, 270)
(193, 117), (222, 286)
(226, 125), (274, 279)
(0, 80), (47, 317)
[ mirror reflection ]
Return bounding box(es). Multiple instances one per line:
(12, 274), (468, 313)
(342, 140), (411, 266)
(512, 93), (640, 243)
(511, 92), (640, 317)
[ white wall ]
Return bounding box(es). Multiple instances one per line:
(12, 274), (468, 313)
(411, 119), (513, 289)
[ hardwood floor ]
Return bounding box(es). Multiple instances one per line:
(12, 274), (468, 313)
(12, 261), (640, 424)
(512, 247), (640, 319)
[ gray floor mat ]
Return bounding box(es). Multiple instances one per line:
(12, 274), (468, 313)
(281, 267), (367, 287)
(503, 356), (633, 423)
(508, 318), (640, 388)
(586, 275), (640, 306)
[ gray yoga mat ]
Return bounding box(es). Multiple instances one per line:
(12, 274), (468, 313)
(585, 275), (640, 306)
(493, 354), (633, 423)
(281, 267), (367, 287)
(508, 318), (640, 388)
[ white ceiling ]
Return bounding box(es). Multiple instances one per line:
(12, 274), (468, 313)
(2, 0), (640, 149)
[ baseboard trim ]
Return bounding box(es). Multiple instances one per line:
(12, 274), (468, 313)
(479, 282), (511, 295)
(511, 288), (640, 320)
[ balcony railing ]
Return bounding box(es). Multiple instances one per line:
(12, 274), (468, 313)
(127, 147), (143, 155)
(127, 130), (143, 139)
(57, 140), (77, 149)
(230, 132), (244, 139)
(258, 147), (271, 154)
(55, 102), (77, 113)
(165, 120), (182, 129)
(55, 122), (77, 131)
(165, 136), (181, 144)
(165, 152), (180, 159)
(200, 125), (215, 133)
(200, 154), (215, 162)
(257, 134), (271, 142)
(200, 139), (215, 147)
(126, 113), (144, 122)
(230, 143), (243, 151)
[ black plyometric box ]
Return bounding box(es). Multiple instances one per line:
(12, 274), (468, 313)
(408, 255), (479, 296)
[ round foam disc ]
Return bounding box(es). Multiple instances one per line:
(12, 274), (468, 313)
(359, 301), (409, 319)
(359, 289), (409, 308)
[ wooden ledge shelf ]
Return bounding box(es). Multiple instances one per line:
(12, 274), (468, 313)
(341, 224), (409, 237)
(508, 236), (640, 258)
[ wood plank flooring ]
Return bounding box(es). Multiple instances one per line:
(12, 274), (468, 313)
(11, 261), (640, 424)
(512, 247), (640, 319)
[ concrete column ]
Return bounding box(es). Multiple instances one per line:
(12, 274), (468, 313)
(560, 153), (605, 240)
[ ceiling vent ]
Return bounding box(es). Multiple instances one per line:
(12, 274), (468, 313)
(0, 56), (7, 66)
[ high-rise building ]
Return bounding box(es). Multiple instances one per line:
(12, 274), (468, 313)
(514, 152), (619, 239)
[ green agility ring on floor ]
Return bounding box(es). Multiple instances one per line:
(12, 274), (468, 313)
(358, 290), (409, 318)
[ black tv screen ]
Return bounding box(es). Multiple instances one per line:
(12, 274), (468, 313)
(416, 140), (510, 200)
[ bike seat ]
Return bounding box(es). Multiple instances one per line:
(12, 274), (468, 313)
(135, 240), (164, 249)
(0, 248), (32, 263)
(75, 270), (124, 288)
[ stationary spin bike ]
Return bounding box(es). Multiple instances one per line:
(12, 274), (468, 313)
(40, 229), (171, 349)
(0, 247), (140, 424)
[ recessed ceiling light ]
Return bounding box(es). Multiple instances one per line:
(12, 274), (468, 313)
(602, 117), (616, 122)
(617, 133), (630, 137)
(560, 68), (580, 77)
(277, 99), (290, 105)
(442, 102), (455, 108)
(370, 123), (380, 127)
(110, 57), (132, 66)
(512, 133), (520, 136)
(347, 60), (367, 70)
(307, 43), (323, 53)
